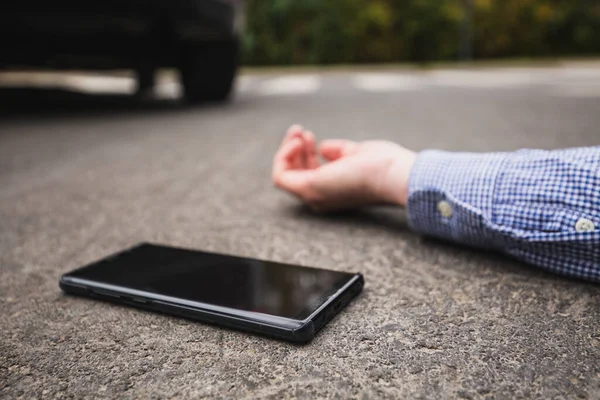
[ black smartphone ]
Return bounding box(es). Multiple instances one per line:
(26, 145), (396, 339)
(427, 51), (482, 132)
(59, 243), (364, 343)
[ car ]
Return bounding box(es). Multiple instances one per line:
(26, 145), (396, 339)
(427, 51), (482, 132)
(0, 0), (244, 103)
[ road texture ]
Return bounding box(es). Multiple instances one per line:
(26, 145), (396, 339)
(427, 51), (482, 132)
(1, 64), (600, 399)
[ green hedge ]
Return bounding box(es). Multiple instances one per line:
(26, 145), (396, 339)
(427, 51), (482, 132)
(241, 0), (600, 65)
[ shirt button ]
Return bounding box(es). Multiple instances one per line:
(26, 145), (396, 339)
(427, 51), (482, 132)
(437, 200), (453, 218)
(575, 218), (595, 232)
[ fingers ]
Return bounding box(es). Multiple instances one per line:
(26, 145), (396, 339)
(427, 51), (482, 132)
(303, 130), (320, 169)
(280, 124), (320, 170)
(272, 136), (303, 181)
(284, 124), (304, 145)
(273, 125), (322, 203)
(319, 139), (359, 161)
(277, 125), (304, 170)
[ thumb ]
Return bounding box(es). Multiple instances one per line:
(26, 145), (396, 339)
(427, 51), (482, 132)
(319, 139), (359, 161)
(273, 169), (314, 195)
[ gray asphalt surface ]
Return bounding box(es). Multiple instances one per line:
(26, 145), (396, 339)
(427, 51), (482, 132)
(1, 66), (600, 399)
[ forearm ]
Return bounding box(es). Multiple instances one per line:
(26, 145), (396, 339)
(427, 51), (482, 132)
(406, 147), (600, 281)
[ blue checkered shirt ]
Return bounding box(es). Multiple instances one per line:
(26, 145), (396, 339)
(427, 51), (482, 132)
(407, 146), (600, 282)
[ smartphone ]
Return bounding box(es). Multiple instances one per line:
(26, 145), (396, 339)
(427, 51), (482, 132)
(59, 243), (364, 343)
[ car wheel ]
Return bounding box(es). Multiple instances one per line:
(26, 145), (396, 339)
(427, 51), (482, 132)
(180, 40), (238, 103)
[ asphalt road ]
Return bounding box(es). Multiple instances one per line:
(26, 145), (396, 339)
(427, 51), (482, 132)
(1, 65), (600, 399)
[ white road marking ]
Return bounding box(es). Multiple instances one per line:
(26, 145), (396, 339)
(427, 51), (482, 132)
(154, 82), (182, 99)
(153, 76), (255, 99)
(62, 75), (136, 94)
(0, 71), (65, 87)
(235, 75), (256, 92)
(430, 69), (539, 88)
(1, 66), (599, 98)
(0, 72), (137, 94)
(353, 73), (424, 92)
(255, 75), (321, 96)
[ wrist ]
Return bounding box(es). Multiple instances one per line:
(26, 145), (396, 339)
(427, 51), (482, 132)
(382, 150), (417, 206)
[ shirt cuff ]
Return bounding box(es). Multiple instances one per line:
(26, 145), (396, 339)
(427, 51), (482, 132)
(406, 149), (509, 248)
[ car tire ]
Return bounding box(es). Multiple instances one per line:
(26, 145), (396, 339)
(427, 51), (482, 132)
(180, 40), (238, 103)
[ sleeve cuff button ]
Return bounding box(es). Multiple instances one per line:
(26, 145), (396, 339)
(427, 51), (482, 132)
(575, 218), (595, 232)
(437, 200), (453, 218)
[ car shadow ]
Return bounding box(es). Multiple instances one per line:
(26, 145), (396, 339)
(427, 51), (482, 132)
(0, 86), (247, 122)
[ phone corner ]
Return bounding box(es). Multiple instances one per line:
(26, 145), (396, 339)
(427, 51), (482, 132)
(351, 273), (365, 294)
(292, 321), (315, 344)
(57, 275), (71, 292)
(58, 275), (84, 295)
(356, 272), (365, 285)
(58, 273), (69, 285)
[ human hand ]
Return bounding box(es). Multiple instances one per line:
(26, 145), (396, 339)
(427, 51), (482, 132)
(272, 125), (417, 211)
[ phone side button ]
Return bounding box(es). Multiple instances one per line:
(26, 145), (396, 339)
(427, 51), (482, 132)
(132, 298), (149, 304)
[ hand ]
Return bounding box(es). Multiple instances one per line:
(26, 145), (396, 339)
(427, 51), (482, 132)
(272, 125), (417, 211)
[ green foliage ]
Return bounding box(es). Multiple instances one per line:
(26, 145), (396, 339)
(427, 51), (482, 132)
(241, 0), (600, 65)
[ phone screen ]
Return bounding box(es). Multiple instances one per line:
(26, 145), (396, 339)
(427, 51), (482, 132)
(67, 243), (355, 320)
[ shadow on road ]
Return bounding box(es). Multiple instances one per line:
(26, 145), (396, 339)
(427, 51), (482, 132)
(0, 86), (244, 122)
(291, 205), (412, 235)
(290, 204), (596, 287)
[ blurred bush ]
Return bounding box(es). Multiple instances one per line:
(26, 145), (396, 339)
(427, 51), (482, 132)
(242, 0), (600, 65)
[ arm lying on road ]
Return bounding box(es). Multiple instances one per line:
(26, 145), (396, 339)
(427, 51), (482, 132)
(407, 147), (600, 282)
(272, 125), (600, 282)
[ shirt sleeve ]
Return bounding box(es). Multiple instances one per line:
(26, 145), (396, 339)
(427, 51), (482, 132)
(406, 146), (600, 282)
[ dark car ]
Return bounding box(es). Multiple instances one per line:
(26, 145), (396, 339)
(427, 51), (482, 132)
(0, 0), (243, 102)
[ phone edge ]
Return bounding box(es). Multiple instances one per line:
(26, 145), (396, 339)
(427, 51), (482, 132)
(59, 275), (312, 343)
